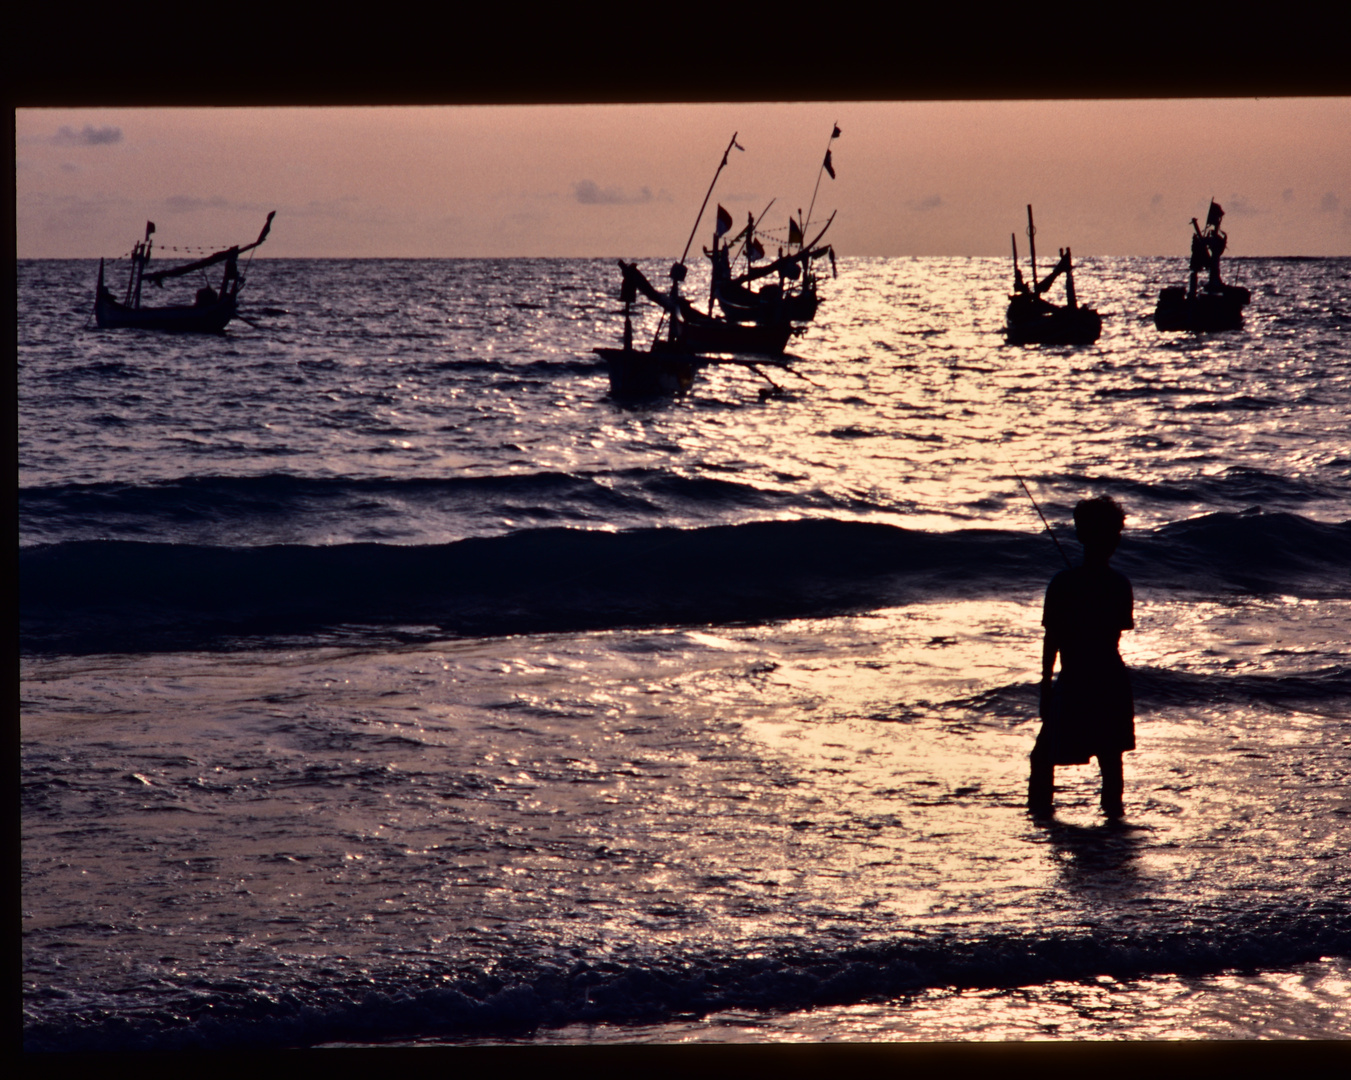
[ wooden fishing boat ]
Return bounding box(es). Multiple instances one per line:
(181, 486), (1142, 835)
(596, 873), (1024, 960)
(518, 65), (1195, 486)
(707, 211), (835, 328)
(1005, 206), (1101, 346)
(595, 130), (840, 397)
(704, 127), (840, 331)
(1154, 200), (1250, 331)
(593, 260), (703, 399)
(94, 212), (275, 332)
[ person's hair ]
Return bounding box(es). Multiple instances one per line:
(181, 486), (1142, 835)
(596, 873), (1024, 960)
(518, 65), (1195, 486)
(1073, 496), (1125, 549)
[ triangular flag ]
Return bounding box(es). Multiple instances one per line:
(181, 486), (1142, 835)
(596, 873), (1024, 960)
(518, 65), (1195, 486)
(823, 149), (836, 180)
(715, 204), (733, 237)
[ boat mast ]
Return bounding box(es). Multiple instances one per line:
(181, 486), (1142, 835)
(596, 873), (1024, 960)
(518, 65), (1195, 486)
(680, 132), (743, 268)
(133, 221), (154, 310)
(1026, 205), (1038, 291)
(124, 245), (139, 305)
(803, 122), (839, 242)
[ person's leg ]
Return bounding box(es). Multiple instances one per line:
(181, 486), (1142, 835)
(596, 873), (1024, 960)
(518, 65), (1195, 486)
(1028, 749), (1054, 814)
(1099, 752), (1124, 817)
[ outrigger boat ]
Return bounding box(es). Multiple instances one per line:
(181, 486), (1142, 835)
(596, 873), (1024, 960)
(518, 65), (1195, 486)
(1154, 200), (1250, 331)
(1005, 205), (1101, 345)
(705, 126), (840, 330)
(94, 212), (276, 332)
(596, 130), (839, 398)
(706, 209), (835, 327)
(594, 261), (701, 398)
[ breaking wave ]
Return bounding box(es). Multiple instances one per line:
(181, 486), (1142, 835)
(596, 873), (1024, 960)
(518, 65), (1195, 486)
(20, 511), (1351, 654)
(23, 910), (1351, 1051)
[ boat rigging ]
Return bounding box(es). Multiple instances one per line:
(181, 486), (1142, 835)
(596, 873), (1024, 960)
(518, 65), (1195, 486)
(94, 212), (276, 332)
(1005, 205), (1102, 346)
(596, 129), (840, 398)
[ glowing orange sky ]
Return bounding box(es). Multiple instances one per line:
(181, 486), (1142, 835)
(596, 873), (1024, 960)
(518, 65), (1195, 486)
(15, 100), (1351, 258)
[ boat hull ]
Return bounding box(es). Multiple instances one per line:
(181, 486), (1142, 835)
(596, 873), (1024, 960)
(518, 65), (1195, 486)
(677, 308), (794, 355)
(714, 280), (819, 326)
(1153, 285), (1250, 332)
(95, 290), (238, 333)
(596, 346), (700, 399)
(1005, 298), (1102, 345)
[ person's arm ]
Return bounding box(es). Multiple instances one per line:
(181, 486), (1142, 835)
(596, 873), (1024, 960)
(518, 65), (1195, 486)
(1040, 629), (1059, 719)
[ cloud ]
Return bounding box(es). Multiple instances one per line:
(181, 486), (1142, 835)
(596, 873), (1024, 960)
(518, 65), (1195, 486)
(1225, 195), (1260, 216)
(910, 194), (943, 211)
(1282, 188), (1295, 203)
(1320, 192), (1340, 213)
(52, 125), (123, 146)
(164, 195), (230, 212)
(1150, 193), (1164, 209)
(573, 180), (656, 205)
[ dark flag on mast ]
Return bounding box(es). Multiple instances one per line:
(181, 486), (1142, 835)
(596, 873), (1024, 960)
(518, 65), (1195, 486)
(831, 124), (841, 139)
(823, 149), (836, 179)
(1206, 200), (1225, 228)
(788, 217), (803, 246)
(715, 204), (733, 237)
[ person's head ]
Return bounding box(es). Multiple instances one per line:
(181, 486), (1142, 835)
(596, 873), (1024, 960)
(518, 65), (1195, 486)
(1074, 496), (1125, 556)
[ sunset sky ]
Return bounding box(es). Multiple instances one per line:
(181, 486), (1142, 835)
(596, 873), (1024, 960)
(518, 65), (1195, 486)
(15, 99), (1351, 260)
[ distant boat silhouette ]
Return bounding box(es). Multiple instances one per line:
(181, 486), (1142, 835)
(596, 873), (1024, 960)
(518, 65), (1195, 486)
(706, 209), (834, 330)
(94, 212), (275, 333)
(595, 132), (829, 398)
(1154, 200), (1250, 331)
(1005, 205), (1101, 346)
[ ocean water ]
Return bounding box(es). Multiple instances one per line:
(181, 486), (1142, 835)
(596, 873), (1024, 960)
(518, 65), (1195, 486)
(18, 254), (1351, 1050)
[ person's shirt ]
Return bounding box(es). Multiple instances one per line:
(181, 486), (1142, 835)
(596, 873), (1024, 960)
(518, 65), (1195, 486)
(1042, 563), (1133, 672)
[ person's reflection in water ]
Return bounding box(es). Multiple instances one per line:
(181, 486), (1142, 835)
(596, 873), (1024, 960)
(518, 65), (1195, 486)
(1044, 820), (1147, 896)
(1029, 496), (1134, 819)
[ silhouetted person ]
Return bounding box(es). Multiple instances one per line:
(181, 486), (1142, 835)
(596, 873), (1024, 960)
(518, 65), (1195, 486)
(1188, 220), (1207, 299)
(1029, 496), (1134, 819)
(1188, 201), (1228, 298)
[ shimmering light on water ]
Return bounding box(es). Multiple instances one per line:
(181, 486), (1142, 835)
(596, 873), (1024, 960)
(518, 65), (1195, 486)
(20, 255), (1351, 1048)
(19, 256), (1351, 548)
(528, 957), (1351, 1043)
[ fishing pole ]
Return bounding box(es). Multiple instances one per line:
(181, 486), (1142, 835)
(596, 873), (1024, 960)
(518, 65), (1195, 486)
(1012, 465), (1073, 569)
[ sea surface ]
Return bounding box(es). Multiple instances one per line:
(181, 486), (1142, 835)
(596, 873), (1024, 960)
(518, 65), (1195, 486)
(19, 254), (1351, 1049)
